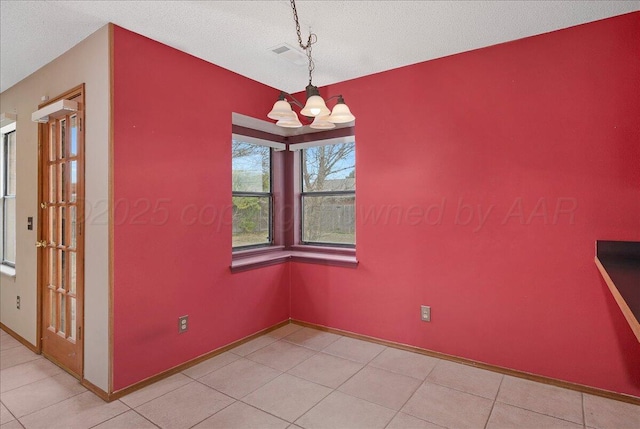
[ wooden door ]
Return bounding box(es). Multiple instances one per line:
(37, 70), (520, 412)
(39, 87), (84, 377)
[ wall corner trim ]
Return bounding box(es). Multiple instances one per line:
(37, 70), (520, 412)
(81, 379), (110, 402)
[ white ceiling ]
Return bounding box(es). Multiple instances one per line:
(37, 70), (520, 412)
(1, 1), (638, 93)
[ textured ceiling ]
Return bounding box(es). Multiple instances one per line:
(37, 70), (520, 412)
(1, 1), (638, 93)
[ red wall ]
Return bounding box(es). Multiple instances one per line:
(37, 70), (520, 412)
(112, 13), (640, 396)
(112, 26), (289, 390)
(291, 12), (640, 396)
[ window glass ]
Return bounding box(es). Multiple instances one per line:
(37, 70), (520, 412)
(232, 141), (270, 193)
(302, 143), (355, 192)
(302, 194), (355, 244)
(231, 195), (271, 247)
(4, 197), (16, 263)
(2, 128), (17, 266)
(301, 142), (355, 246)
(7, 131), (16, 194)
(232, 139), (272, 248)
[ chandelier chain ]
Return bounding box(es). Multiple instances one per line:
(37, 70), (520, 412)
(290, 0), (316, 85)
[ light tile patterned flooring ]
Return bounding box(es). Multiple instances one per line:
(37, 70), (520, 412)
(1, 324), (639, 429)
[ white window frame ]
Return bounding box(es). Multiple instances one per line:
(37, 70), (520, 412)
(1, 121), (17, 269)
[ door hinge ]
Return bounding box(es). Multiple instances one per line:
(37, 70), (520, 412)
(78, 326), (82, 341)
(79, 118), (83, 132)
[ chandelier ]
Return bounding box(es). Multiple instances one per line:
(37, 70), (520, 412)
(267, 0), (355, 129)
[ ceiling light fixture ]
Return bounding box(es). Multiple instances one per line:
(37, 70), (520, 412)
(268, 0), (355, 129)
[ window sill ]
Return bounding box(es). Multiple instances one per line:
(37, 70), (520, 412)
(0, 264), (16, 278)
(231, 245), (358, 273)
(289, 245), (358, 268)
(231, 246), (289, 273)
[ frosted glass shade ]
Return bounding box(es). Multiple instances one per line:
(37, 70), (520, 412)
(327, 102), (355, 123)
(300, 95), (331, 117)
(267, 99), (294, 120)
(276, 114), (303, 128)
(310, 114), (336, 130)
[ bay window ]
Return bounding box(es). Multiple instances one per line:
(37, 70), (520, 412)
(231, 114), (356, 271)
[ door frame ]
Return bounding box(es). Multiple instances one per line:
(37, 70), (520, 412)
(36, 83), (85, 378)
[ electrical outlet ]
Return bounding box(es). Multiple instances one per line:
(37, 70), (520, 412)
(420, 305), (431, 322)
(178, 315), (188, 333)
(16, 296), (20, 309)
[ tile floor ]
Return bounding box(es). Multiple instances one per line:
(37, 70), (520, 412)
(1, 324), (639, 429)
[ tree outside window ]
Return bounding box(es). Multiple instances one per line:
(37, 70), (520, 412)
(301, 142), (355, 246)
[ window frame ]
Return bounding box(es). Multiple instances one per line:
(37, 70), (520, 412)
(231, 140), (274, 250)
(1, 122), (17, 268)
(299, 142), (355, 248)
(231, 128), (286, 254)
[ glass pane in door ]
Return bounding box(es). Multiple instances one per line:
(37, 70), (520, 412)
(70, 116), (78, 156)
(48, 207), (57, 244)
(56, 249), (62, 292)
(49, 165), (56, 203)
(69, 252), (76, 294)
(49, 123), (56, 161)
(60, 163), (66, 203)
(60, 119), (66, 159)
(70, 206), (76, 249)
(60, 250), (66, 290)
(59, 207), (66, 247)
(48, 248), (56, 287)
(70, 160), (77, 202)
(49, 289), (55, 328)
(60, 293), (66, 335)
(70, 298), (76, 341)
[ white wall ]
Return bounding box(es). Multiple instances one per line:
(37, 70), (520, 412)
(0, 25), (110, 392)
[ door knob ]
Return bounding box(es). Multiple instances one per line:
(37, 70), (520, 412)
(35, 240), (47, 248)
